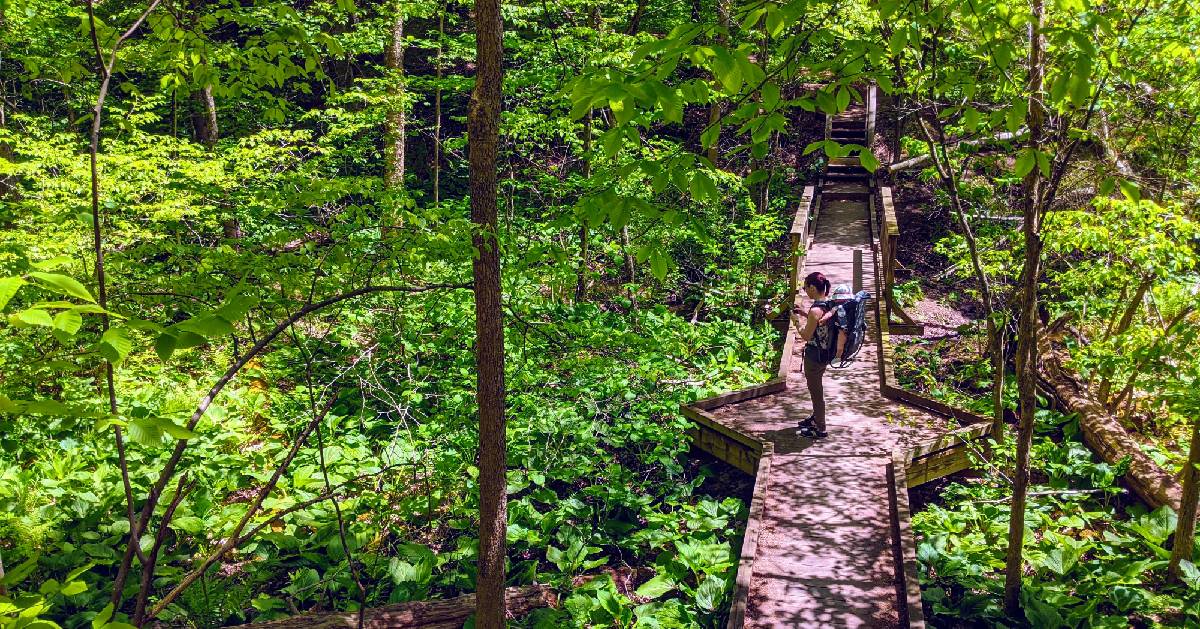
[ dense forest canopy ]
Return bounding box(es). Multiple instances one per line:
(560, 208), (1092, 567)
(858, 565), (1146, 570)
(0, 0), (1197, 626)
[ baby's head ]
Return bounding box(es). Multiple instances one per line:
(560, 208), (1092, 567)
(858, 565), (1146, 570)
(831, 284), (852, 301)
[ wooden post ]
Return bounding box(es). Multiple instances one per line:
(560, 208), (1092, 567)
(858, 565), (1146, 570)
(853, 249), (863, 294)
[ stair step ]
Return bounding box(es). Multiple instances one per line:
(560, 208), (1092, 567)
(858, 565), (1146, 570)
(822, 183), (870, 202)
(828, 157), (866, 168)
(830, 134), (866, 143)
(824, 171), (870, 182)
(831, 121), (866, 131)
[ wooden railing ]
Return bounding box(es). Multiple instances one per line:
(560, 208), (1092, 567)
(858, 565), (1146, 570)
(879, 186), (924, 335)
(867, 175), (992, 628)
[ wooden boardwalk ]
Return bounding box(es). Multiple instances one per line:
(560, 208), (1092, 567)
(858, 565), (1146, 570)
(692, 102), (970, 628)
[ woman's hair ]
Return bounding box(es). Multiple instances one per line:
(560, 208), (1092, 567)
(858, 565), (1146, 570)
(804, 271), (831, 296)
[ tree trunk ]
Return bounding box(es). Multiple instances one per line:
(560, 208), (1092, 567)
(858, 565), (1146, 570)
(1004, 0), (1046, 615)
(384, 11), (406, 190)
(917, 118), (1004, 437)
(1098, 275), (1152, 403)
(432, 6), (444, 207)
(626, 0), (646, 35)
(705, 0), (731, 166)
(468, 0), (506, 622)
(1039, 340), (1182, 511)
(1169, 419), (1200, 583)
(193, 84), (218, 148)
(575, 110), (592, 303)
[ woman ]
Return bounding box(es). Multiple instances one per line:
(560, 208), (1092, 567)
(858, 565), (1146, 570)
(795, 271), (834, 440)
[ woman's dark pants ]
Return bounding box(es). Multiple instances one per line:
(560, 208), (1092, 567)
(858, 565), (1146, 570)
(803, 353), (827, 431)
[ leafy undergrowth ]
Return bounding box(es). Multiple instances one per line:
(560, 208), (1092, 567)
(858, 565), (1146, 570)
(1, 296), (774, 628)
(898, 354), (1200, 628)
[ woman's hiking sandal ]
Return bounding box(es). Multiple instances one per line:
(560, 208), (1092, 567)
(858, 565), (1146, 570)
(799, 424), (828, 440)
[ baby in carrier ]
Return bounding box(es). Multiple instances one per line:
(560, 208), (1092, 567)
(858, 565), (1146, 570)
(819, 285), (854, 361)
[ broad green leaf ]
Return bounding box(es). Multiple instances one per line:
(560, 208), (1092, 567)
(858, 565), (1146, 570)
(176, 314), (236, 338)
(649, 246), (670, 281)
(12, 307), (53, 327)
(152, 416), (199, 440)
(53, 309), (83, 335)
(761, 82), (780, 110)
(859, 150), (879, 173)
(694, 574), (725, 612)
(700, 122), (721, 151)
(635, 574), (677, 600)
(690, 171), (718, 203)
(835, 86), (850, 112)
(99, 326), (133, 365)
(0, 276), (25, 311)
(29, 272), (95, 303)
(60, 580), (87, 596)
(155, 332), (177, 361)
(1014, 149), (1036, 178)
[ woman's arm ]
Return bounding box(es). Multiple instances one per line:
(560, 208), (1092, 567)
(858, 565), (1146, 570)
(798, 306), (824, 342)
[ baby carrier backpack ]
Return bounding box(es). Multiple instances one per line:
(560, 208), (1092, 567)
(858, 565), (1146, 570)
(831, 290), (871, 367)
(809, 290), (871, 367)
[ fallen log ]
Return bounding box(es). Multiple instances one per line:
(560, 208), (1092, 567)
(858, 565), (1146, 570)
(1039, 335), (1181, 511)
(235, 585), (558, 629)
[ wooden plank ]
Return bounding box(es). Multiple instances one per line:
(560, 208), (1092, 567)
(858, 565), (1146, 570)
(727, 444), (773, 629)
(908, 447), (973, 487)
(889, 323), (925, 336)
(888, 452), (927, 628)
(691, 378), (786, 412)
(790, 186), (816, 236)
(681, 405), (764, 452)
(866, 83), (877, 148)
(881, 186), (899, 237)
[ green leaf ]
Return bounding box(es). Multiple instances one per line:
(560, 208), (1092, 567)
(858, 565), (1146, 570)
(29, 272), (95, 303)
(60, 580), (88, 596)
(635, 574), (677, 600)
(53, 309), (83, 335)
(154, 416), (199, 440)
(175, 314), (236, 338)
(700, 122), (721, 151)
(1014, 148), (1036, 178)
(1118, 179), (1141, 202)
(215, 293), (258, 322)
(0, 276), (25, 311)
(1109, 585), (1149, 612)
(12, 308), (53, 327)
(802, 140), (824, 156)
(962, 107), (980, 134)
(99, 326), (133, 365)
(689, 171), (718, 202)
(92, 603), (115, 628)
(835, 86), (850, 112)
(761, 82), (780, 110)
(649, 246), (670, 281)
(694, 574), (725, 612)
(859, 150), (879, 173)
(154, 333), (177, 362)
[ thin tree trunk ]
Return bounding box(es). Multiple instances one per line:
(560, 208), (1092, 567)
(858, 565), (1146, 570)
(193, 84), (218, 148)
(469, 0), (506, 622)
(626, 0), (646, 35)
(82, 0), (163, 611)
(706, 0), (731, 166)
(1004, 0), (1046, 615)
(384, 11), (406, 190)
(1169, 418), (1200, 583)
(575, 110), (592, 303)
(432, 6), (444, 207)
(1098, 275), (1152, 402)
(918, 118), (1004, 436)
